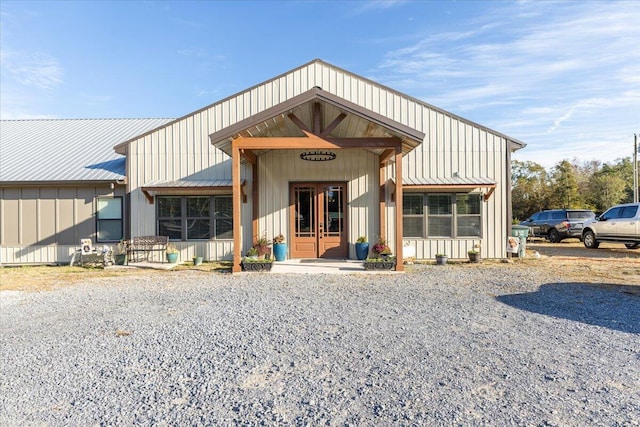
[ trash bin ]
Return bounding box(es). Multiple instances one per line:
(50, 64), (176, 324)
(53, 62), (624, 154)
(511, 225), (530, 258)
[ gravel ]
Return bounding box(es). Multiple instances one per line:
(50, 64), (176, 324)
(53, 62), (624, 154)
(1, 265), (639, 426)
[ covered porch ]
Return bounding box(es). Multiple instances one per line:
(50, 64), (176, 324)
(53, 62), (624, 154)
(210, 88), (425, 273)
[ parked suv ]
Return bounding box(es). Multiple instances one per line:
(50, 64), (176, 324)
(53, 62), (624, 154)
(520, 209), (596, 243)
(582, 203), (640, 249)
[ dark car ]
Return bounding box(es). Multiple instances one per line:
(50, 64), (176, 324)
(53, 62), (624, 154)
(520, 209), (596, 243)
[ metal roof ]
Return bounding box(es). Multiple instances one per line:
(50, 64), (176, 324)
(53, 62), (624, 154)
(0, 118), (173, 183)
(142, 179), (236, 189)
(403, 176), (497, 186)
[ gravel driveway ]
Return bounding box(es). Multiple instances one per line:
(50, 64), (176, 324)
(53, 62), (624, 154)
(1, 265), (639, 426)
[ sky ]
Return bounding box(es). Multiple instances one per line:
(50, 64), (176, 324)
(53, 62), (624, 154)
(1, 0), (639, 169)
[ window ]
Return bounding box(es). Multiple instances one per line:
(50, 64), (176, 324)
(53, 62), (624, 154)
(428, 194), (453, 237)
(403, 194), (424, 237)
(96, 197), (123, 242)
(456, 194), (481, 237)
(402, 193), (482, 238)
(157, 195), (233, 241)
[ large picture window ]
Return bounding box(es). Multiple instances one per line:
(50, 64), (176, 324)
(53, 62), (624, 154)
(402, 193), (482, 238)
(96, 197), (123, 242)
(157, 195), (233, 241)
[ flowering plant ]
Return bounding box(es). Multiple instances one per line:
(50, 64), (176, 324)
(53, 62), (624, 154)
(372, 237), (392, 256)
(273, 234), (285, 244)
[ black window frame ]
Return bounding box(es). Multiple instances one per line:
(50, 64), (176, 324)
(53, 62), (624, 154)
(156, 195), (233, 241)
(402, 192), (483, 239)
(95, 196), (124, 243)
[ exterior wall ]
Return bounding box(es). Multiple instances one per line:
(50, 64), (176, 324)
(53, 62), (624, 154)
(0, 184), (125, 264)
(258, 150), (379, 258)
(386, 116), (510, 260)
(124, 60), (516, 260)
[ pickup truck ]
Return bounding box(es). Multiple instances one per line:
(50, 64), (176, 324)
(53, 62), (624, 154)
(582, 202), (640, 249)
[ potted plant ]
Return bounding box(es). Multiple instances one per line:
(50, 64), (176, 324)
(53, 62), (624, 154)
(193, 254), (203, 266)
(273, 234), (287, 261)
(363, 255), (396, 270)
(241, 245), (273, 271)
(253, 235), (271, 260)
(355, 236), (369, 260)
(435, 253), (448, 265)
(166, 243), (179, 263)
(372, 236), (392, 259)
(113, 240), (128, 265)
(467, 242), (481, 263)
(241, 256), (273, 271)
(245, 247), (259, 260)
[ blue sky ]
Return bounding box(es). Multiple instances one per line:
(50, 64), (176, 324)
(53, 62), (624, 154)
(1, 0), (638, 169)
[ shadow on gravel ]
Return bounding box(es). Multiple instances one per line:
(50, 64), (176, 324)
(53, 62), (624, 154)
(496, 283), (640, 334)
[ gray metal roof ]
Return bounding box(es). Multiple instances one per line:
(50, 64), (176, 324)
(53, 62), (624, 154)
(142, 179), (236, 189)
(0, 118), (173, 183)
(403, 176), (497, 186)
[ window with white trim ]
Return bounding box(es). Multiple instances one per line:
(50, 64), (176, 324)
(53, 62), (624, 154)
(157, 195), (233, 241)
(402, 193), (482, 238)
(96, 197), (123, 242)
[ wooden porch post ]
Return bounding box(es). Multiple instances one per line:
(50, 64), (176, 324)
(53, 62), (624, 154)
(379, 162), (386, 242)
(232, 144), (242, 273)
(394, 146), (404, 271)
(252, 161), (259, 244)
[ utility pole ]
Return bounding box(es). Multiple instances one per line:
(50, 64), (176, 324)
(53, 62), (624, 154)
(635, 133), (639, 203)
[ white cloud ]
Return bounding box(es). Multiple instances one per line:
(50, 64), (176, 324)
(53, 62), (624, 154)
(372, 1), (640, 168)
(1, 50), (63, 91)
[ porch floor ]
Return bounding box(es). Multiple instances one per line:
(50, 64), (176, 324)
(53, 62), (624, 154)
(270, 259), (401, 275)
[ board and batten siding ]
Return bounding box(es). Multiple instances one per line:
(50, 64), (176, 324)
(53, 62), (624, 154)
(258, 150), (379, 258)
(0, 185), (125, 264)
(124, 60), (514, 260)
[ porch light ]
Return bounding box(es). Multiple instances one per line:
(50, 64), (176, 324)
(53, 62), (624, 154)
(300, 151), (336, 161)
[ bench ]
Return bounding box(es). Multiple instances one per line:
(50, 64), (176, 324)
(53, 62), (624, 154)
(127, 236), (169, 264)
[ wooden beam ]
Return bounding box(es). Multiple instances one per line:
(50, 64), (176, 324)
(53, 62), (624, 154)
(379, 164), (386, 244)
(232, 146), (242, 273)
(483, 186), (496, 201)
(394, 147), (404, 272)
(141, 188), (154, 204)
(241, 149), (257, 165)
(313, 102), (322, 135)
(252, 161), (259, 244)
(320, 113), (347, 138)
(287, 113), (312, 134)
(379, 148), (395, 164)
(233, 135), (401, 150)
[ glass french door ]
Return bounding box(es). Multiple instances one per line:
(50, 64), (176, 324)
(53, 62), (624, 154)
(290, 183), (348, 258)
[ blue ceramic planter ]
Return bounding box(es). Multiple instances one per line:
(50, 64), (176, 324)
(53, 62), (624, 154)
(273, 243), (287, 261)
(355, 242), (369, 260)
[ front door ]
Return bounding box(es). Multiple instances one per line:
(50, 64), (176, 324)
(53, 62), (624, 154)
(290, 183), (348, 258)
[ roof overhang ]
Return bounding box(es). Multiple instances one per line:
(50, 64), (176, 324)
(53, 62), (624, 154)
(209, 87), (425, 160)
(140, 179), (244, 203)
(401, 176), (498, 200)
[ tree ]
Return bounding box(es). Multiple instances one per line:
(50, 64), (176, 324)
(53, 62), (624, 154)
(511, 160), (550, 221)
(548, 160), (583, 209)
(587, 173), (626, 213)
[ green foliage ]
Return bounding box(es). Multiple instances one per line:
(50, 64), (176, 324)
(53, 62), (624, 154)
(511, 156), (636, 220)
(356, 236), (367, 244)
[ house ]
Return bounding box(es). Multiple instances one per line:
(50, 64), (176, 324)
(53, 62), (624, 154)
(0, 59), (525, 270)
